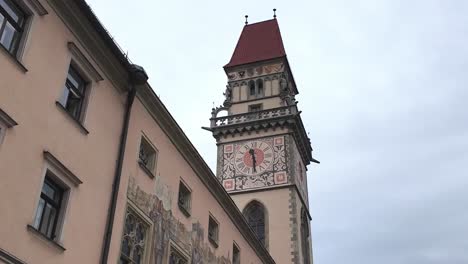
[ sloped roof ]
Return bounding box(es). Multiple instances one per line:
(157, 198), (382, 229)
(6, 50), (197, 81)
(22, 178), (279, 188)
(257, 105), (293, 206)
(225, 19), (286, 68)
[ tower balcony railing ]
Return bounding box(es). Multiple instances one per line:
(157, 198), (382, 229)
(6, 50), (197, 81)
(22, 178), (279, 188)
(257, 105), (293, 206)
(210, 105), (298, 128)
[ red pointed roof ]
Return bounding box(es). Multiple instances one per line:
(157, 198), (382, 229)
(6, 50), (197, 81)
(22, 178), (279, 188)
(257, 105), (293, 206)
(225, 19), (286, 68)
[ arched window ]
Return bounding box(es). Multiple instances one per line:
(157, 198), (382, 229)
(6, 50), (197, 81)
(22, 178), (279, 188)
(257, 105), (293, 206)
(243, 201), (266, 246)
(256, 79), (264, 96)
(249, 80), (256, 96)
(301, 208), (311, 264)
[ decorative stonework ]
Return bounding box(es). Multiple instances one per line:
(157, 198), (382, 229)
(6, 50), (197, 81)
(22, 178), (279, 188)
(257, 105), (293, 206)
(127, 177), (232, 264)
(219, 135), (290, 191)
(226, 63), (284, 81)
(289, 189), (300, 264)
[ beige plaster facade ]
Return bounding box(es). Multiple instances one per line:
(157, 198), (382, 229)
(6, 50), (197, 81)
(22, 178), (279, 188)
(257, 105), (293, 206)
(0, 1), (275, 264)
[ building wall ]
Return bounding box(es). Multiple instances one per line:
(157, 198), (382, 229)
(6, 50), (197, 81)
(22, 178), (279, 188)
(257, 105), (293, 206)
(231, 188), (293, 264)
(0, 2), (125, 263)
(0, 1), (272, 264)
(107, 98), (266, 263)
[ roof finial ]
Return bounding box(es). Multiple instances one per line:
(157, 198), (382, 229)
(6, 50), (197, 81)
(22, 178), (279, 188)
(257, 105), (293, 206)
(245, 15), (249, 25)
(273, 8), (277, 18)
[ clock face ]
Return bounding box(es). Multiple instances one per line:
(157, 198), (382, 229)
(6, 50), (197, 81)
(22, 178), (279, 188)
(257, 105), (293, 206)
(234, 140), (274, 176)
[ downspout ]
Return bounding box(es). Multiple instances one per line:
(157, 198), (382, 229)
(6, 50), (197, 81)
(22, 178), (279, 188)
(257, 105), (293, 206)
(100, 64), (148, 264)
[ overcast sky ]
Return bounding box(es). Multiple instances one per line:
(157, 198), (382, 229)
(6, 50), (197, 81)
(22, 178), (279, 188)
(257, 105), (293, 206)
(87, 0), (468, 263)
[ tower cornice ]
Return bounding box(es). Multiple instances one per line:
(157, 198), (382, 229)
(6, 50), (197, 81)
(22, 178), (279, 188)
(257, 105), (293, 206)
(204, 104), (319, 165)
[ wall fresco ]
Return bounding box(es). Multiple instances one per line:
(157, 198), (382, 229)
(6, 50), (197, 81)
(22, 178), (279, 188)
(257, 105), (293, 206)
(127, 177), (232, 264)
(219, 135), (290, 191)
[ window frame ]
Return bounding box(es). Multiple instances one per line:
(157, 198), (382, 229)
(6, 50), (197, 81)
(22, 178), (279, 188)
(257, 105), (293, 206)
(33, 174), (65, 240)
(167, 241), (190, 264)
(232, 242), (241, 264)
(208, 214), (219, 248)
(138, 135), (158, 178)
(28, 151), (82, 250)
(0, 123), (5, 147)
(243, 200), (268, 248)
(247, 78), (265, 99)
(119, 201), (153, 264)
(0, 0), (27, 56)
(58, 64), (89, 122)
(30, 169), (71, 247)
(177, 179), (192, 217)
(248, 103), (263, 112)
(0, 108), (18, 148)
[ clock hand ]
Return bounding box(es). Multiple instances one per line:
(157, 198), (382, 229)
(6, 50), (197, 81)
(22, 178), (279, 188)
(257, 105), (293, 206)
(249, 149), (257, 172)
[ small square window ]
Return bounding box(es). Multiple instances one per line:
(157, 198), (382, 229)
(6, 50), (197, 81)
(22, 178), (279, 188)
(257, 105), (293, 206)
(178, 181), (191, 217)
(169, 246), (188, 264)
(138, 136), (157, 174)
(233, 243), (240, 264)
(0, 0), (27, 56)
(33, 173), (66, 240)
(58, 65), (88, 121)
(248, 104), (262, 112)
(119, 207), (150, 264)
(208, 215), (219, 247)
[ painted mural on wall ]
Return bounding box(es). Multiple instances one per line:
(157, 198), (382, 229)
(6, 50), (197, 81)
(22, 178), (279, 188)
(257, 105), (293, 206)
(127, 177), (232, 264)
(219, 135), (290, 192)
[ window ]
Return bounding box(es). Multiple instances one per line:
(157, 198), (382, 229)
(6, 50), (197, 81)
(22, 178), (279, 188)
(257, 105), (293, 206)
(301, 208), (311, 264)
(0, 108), (18, 147)
(208, 215), (219, 247)
(58, 65), (87, 121)
(178, 181), (191, 217)
(248, 78), (264, 98)
(0, 0), (26, 55)
(169, 246), (188, 264)
(256, 79), (264, 96)
(120, 207), (149, 264)
(249, 80), (255, 96)
(248, 104), (262, 112)
(243, 201), (266, 246)
(138, 136), (157, 175)
(33, 175), (65, 240)
(232, 243), (240, 264)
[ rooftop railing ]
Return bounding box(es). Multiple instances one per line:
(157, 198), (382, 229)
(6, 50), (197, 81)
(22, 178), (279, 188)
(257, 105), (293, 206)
(210, 105), (298, 128)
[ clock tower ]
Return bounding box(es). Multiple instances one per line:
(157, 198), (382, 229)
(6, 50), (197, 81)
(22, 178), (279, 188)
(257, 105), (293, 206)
(205, 17), (319, 264)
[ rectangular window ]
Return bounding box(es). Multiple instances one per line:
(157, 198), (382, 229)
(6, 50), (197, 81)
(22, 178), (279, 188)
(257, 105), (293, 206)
(120, 207), (149, 264)
(58, 65), (87, 121)
(248, 104), (262, 112)
(208, 215), (219, 247)
(169, 246), (188, 264)
(233, 243), (240, 264)
(0, 0), (26, 55)
(33, 175), (65, 240)
(178, 181), (191, 217)
(138, 136), (157, 175)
